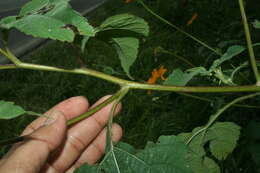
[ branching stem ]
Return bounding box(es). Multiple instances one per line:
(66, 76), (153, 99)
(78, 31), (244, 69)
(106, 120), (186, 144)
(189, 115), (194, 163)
(1, 48), (260, 93)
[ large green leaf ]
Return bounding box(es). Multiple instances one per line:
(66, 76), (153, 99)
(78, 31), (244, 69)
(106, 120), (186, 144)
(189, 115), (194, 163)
(98, 14), (149, 37)
(0, 101), (26, 119)
(209, 45), (245, 71)
(76, 136), (221, 173)
(178, 122), (241, 161)
(12, 15), (74, 41)
(101, 136), (194, 173)
(111, 37), (139, 79)
(0, 0), (94, 42)
(208, 122), (241, 160)
(164, 67), (207, 86)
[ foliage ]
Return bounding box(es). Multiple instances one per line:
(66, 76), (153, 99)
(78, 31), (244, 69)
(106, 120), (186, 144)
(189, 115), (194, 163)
(0, 101), (26, 119)
(1, 0), (260, 172)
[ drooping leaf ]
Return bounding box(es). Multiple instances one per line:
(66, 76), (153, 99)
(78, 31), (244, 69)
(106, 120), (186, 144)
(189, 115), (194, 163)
(110, 37), (139, 79)
(98, 13), (149, 37)
(253, 20), (260, 29)
(178, 122), (240, 161)
(164, 67), (207, 86)
(0, 0), (95, 42)
(209, 45), (245, 71)
(208, 122), (240, 160)
(0, 101), (26, 119)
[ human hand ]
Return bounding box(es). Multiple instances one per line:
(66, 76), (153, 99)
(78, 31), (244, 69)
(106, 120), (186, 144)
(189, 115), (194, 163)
(0, 96), (123, 173)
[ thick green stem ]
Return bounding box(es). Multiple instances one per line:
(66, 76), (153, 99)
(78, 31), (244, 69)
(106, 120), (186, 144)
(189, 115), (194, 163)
(2, 49), (260, 93)
(0, 64), (16, 70)
(238, 0), (260, 85)
(0, 87), (128, 146)
(106, 86), (129, 150)
(67, 87), (129, 126)
(139, 1), (221, 56)
(186, 92), (260, 144)
(4, 61), (260, 93)
(128, 82), (260, 93)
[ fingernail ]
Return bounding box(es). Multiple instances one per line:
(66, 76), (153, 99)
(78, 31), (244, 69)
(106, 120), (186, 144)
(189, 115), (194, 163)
(43, 110), (62, 125)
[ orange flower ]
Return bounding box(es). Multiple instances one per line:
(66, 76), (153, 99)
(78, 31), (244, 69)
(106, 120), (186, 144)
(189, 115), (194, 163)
(187, 13), (198, 26)
(147, 65), (167, 94)
(125, 0), (134, 3)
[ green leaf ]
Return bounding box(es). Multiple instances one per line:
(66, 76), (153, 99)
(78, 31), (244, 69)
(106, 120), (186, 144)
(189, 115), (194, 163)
(0, 0), (95, 42)
(188, 155), (220, 173)
(45, 4), (95, 36)
(164, 67), (207, 86)
(253, 20), (260, 29)
(209, 45), (245, 71)
(178, 122), (240, 161)
(178, 127), (210, 157)
(98, 14), (149, 37)
(0, 16), (17, 29)
(110, 37), (139, 79)
(208, 122), (240, 160)
(102, 136), (194, 173)
(19, 0), (53, 16)
(0, 101), (26, 119)
(13, 15), (74, 41)
(76, 136), (221, 173)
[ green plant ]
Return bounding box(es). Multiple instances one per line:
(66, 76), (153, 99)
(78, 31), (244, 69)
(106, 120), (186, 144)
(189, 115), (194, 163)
(1, 0), (260, 172)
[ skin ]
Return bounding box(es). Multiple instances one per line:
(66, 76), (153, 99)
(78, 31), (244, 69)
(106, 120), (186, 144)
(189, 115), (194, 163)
(0, 95), (123, 173)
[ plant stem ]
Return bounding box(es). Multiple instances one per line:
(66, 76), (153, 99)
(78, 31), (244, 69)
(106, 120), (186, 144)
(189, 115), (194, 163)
(238, 0), (260, 85)
(128, 82), (260, 93)
(178, 93), (260, 109)
(0, 88), (127, 146)
(186, 92), (260, 144)
(2, 49), (260, 93)
(67, 87), (129, 126)
(0, 64), (16, 70)
(4, 61), (260, 93)
(139, 1), (221, 56)
(106, 86), (129, 153)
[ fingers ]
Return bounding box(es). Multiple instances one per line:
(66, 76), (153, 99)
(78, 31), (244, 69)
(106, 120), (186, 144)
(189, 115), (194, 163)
(67, 124), (123, 173)
(0, 111), (67, 173)
(22, 96), (89, 135)
(46, 96), (122, 172)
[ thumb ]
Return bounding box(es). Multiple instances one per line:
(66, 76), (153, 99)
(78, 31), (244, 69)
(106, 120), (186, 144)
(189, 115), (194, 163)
(0, 110), (67, 173)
